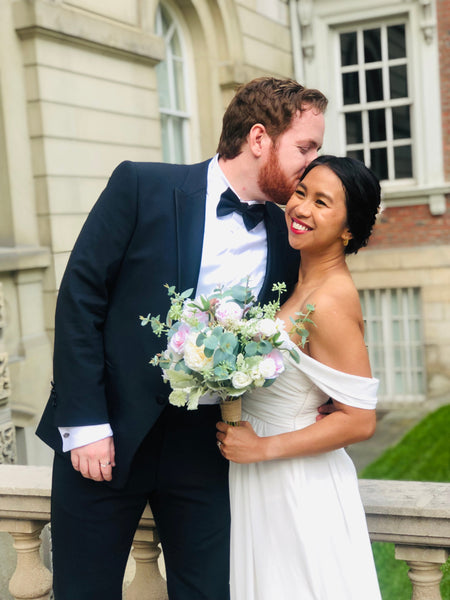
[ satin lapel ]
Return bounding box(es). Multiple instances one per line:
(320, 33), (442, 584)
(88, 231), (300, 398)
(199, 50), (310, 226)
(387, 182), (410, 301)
(258, 203), (289, 304)
(174, 161), (209, 294)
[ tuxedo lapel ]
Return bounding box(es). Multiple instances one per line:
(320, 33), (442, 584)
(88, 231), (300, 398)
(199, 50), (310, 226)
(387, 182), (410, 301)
(174, 160), (210, 294)
(258, 203), (299, 305)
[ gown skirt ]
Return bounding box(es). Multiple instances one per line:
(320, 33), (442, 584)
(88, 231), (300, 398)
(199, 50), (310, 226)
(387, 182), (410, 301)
(229, 349), (382, 600)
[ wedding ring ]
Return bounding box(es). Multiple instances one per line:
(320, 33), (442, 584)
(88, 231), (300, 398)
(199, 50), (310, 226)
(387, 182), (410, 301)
(100, 461), (111, 467)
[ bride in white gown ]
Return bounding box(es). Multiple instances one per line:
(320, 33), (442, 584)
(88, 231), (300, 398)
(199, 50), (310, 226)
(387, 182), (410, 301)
(217, 155), (383, 600)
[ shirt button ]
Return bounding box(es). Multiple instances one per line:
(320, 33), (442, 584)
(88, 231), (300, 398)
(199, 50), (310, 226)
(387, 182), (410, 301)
(63, 433), (70, 438)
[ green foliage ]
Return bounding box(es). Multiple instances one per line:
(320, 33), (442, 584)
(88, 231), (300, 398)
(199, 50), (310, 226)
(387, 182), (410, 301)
(360, 404), (450, 599)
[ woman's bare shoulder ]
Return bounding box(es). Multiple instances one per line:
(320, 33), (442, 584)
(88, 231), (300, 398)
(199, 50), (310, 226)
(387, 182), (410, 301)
(310, 272), (362, 319)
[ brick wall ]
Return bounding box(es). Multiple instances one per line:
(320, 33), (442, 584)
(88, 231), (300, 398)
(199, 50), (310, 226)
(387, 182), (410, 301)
(438, 0), (450, 180)
(367, 197), (450, 249)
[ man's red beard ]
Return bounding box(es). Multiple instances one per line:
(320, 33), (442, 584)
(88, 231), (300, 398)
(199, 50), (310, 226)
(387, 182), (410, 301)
(257, 145), (297, 206)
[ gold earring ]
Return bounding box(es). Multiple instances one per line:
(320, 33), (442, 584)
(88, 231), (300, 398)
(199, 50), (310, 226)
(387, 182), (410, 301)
(343, 238), (349, 247)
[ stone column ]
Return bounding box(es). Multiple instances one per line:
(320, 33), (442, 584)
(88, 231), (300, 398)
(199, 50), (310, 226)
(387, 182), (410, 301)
(395, 546), (449, 600)
(0, 282), (16, 464)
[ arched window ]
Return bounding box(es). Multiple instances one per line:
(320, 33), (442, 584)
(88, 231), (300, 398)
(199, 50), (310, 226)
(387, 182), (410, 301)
(155, 3), (190, 163)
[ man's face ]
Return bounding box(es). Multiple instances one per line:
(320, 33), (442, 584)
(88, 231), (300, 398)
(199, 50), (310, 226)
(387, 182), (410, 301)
(258, 107), (325, 205)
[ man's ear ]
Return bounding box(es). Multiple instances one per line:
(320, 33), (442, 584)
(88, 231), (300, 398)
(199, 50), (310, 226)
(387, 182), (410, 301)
(247, 123), (270, 158)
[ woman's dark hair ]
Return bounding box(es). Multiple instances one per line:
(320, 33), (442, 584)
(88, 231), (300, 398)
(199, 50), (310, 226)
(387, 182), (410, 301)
(300, 155), (381, 255)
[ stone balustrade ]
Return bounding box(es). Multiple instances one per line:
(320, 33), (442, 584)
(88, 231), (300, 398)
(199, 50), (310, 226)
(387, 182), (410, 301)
(0, 465), (449, 600)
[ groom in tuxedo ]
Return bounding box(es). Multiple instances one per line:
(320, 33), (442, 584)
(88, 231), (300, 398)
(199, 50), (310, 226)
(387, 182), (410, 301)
(37, 77), (327, 599)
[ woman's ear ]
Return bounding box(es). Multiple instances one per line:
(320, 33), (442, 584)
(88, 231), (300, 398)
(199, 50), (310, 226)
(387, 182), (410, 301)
(341, 230), (353, 246)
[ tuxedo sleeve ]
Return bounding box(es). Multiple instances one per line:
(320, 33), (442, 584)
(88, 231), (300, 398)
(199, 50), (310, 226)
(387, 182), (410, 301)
(52, 161), (139, 426)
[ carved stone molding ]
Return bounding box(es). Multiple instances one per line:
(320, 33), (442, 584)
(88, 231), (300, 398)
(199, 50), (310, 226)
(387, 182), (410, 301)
(0, 282), (5, 329)
(0, 352), (11, 404)
(0, 422), (17, 464)
(417, 0), (436, 44)
(296, 0), (315, 61)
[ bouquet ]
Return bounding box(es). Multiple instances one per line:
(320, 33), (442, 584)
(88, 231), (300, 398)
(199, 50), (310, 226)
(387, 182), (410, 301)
(140, 281), (314, 425)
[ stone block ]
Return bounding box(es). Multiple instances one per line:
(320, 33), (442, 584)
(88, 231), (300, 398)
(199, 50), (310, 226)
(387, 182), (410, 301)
(242, 36), (292, 75)
(65, 0), (139, 26)
(238, 5), (290, 48)
(22, 36), (158, 88)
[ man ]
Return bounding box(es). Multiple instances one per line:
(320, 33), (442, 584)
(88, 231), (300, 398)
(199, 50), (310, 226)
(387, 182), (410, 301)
(37, 77), (327, 599)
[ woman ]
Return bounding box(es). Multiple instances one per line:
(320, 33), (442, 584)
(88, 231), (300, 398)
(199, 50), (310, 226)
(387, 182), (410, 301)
(216, 155), (382, 599)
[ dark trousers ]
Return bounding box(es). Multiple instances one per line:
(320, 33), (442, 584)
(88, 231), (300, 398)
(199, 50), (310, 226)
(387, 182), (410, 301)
(50, 404), (230, 600)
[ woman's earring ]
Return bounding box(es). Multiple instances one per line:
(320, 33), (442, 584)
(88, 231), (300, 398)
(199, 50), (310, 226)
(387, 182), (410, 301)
(343, 238), (349, 247)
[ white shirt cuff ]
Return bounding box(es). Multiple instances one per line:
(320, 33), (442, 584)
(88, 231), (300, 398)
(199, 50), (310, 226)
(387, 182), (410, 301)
(58, 424), (113, 452)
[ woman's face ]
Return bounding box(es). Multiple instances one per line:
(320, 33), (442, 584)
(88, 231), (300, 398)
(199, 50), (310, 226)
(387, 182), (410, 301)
(285, 164), (352, 253)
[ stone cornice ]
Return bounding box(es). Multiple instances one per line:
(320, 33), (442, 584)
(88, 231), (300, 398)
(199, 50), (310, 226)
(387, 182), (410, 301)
(0, 246), (51, 273)
(12, 0), (165, 65)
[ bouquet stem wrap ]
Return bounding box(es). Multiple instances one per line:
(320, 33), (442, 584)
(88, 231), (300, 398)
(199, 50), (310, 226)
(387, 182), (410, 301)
(220, 396), (242, 426)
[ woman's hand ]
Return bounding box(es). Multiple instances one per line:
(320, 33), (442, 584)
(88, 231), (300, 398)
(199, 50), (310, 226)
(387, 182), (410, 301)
(216, 421), (268, 463)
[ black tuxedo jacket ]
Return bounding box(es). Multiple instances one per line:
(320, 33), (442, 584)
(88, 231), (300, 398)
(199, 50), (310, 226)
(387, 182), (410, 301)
(36, 159), (300, 488)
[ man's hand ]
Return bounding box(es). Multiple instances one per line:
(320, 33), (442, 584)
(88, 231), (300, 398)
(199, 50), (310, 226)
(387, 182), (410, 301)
(316, 398), (337, 421)
(71, 437), (115, 482)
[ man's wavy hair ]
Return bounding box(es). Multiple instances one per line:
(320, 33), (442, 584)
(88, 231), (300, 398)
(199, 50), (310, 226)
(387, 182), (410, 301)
(217, 77), (328, 159)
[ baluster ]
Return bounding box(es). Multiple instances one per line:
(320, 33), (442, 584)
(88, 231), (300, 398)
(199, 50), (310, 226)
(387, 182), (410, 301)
(126, 525), (167, 600)
(8, 521), (52, 600)
(395, 546), (449, 600)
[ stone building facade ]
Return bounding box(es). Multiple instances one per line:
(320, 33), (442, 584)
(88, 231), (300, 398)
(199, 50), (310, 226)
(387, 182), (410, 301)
(0, 0), (448, 467)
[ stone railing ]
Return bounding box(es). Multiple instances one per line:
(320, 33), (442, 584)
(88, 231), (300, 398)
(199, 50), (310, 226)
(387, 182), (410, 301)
(0, 465), (449, 600)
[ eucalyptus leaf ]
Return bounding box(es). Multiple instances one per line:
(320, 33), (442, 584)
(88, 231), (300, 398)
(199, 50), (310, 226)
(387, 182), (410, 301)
(258, 340), (272, 354)
(245, 341), (258, 357)
(180, 288), (194, 299)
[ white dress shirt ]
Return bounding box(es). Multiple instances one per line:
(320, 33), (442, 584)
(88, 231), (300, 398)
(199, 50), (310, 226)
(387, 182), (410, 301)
(59, 155), (268, 451)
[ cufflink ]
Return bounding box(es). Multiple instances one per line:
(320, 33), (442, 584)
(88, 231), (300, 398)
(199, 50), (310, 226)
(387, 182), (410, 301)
(63, 433), (70, 438)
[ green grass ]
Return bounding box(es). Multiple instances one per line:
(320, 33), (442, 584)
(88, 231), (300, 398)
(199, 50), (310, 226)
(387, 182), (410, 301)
(359, 404), (450, 600)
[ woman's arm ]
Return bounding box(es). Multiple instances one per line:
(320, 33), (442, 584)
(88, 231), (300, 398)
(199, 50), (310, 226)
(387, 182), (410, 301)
(216, 288), (377, 463)
(216, 402), (376, 463)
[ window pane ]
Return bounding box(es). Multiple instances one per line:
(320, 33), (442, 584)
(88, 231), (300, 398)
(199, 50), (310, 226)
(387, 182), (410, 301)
(347, 149), (364, 163)
(345, 112), (362, 143)
(388, 24), (406, 59)
(173, 58), (186, 111)
(364, 28), (381, 62)
(366, 68), (383, 101)
(390, 65), (408, 99)
(369, 109), (386, 142)
(170, 28), (182, 58)
(342, 72), (360, 104)
(156, 62), (170, 109)
(171, 117), (185, 163)
(392, 105), (411, 139)
(394, 145), (413, 178)
(371, 147), (388, 180)
(160, 4), (170, 34)
(160, 114), (170, 161)
(340, 32), (358, 66)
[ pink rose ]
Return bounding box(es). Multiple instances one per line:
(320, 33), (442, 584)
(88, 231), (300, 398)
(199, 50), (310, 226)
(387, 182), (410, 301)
(266, 349), (285, 376)
(182, 305), (210, 327)
(168, 323), (191, 355)
(215, 299), (244, 326)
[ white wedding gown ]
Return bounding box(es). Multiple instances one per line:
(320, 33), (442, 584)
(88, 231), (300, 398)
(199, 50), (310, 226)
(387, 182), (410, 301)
(229, 347), (382, 600)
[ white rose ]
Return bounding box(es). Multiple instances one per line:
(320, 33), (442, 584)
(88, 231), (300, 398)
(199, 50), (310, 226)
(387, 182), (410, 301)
(184, 334), (213, 371)
(231, 371), (253, 389)
(255, 318), (278, 338)
(258, 357), (277, 379)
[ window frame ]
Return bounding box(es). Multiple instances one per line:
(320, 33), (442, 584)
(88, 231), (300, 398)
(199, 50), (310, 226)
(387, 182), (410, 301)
(309, 1), (448, 215)
(155, 2), (192, 164)
(359, 287), (426, 404)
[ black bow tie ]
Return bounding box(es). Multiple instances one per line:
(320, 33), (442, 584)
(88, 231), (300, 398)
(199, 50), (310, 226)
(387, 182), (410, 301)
(217, 188), (266, 231)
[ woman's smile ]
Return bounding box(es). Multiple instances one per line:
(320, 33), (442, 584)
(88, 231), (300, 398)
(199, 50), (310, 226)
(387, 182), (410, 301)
(290, 217), (312, 234)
